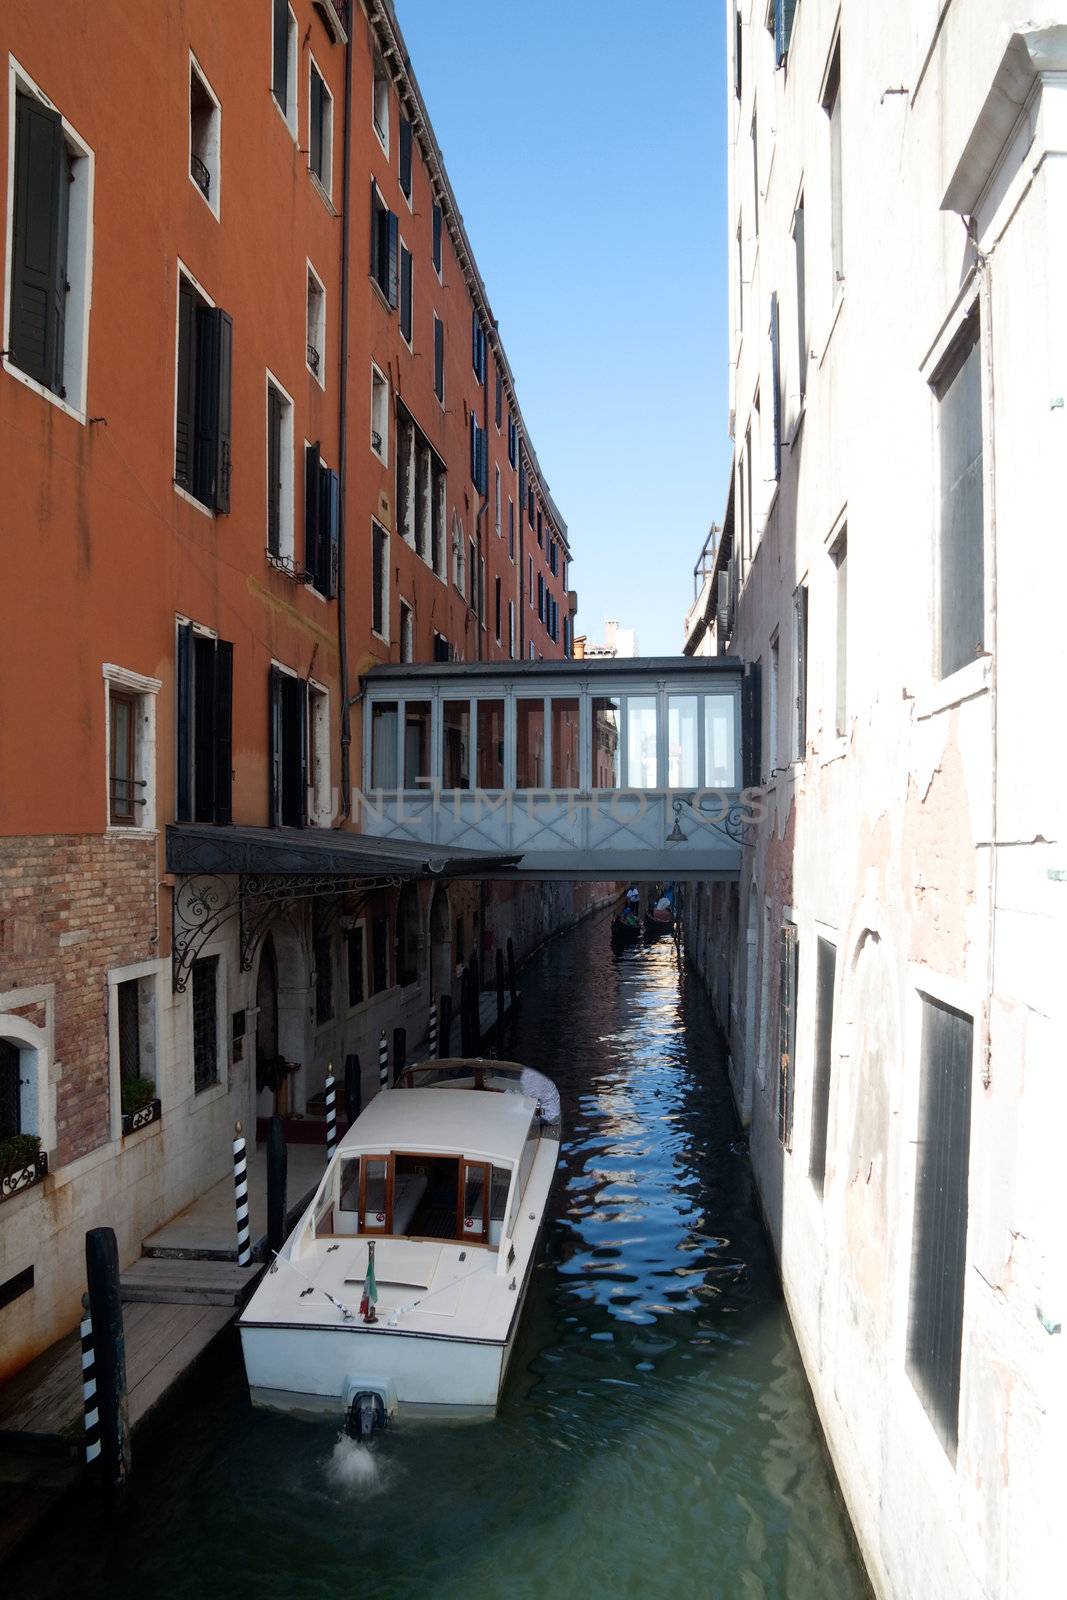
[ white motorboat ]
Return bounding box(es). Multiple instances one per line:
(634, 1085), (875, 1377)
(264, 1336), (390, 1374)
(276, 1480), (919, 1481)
(238, 1059), (560, 1434)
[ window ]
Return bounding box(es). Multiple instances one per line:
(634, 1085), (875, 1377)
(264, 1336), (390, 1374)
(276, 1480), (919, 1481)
(552, 699), (580, 787)
(528, 486), (535, 525)
(705, 693), (735, 787)
(432, 201), (442, 274)
(495, 365), (503, 430)
(308, 681), (331, 826)
(536, 508), (543, 545)
(471, 312), (487, 383)
(313, 902), (334, 1024)
(832, 529), (847, 736)
(432, 463), (446, 577)
(516, 700), (546, 789)
(306, 266), (325, 385)
(549, 540), (558, 576)
(113, 971), (157, 1119)
(175, 272), (233, 512)
(269, 666), (307, 827)
(479, 555), (486, 626)
(399, 241), (413, 344)
(443, 701), (471, 789)
(372, 521), (389, 638)
(733, 4), (742, 98)
(777, 924), (798, 1148)
(371, 364), (388, 460)
(792, 584), (808, 759)
(189, 56), (221, 216)
(308, 57), (333, 196)
(346, 926), (365, 1007)
(908, 995), (974, 1454)
(527, 553), (533, 607)
(176, 624), (232, 824)
(433, 630), (449, 662)
(399, 115), (413, 201)
(769, 632), (780, 773)
(823, 43), (843, 294)
(592, 697), (621, 788)
(934, 315), (984, 679)
(471, 701), (501, 787)
(809, 937), (836, 1193)
(399, 599), (413, 662)
(508, 498), (515, 561)
(507, 415), (517, 466)
(668, 695), (699, 788)
(6, 74), (94, 414)
(0, 1039), (23, 1141)
(536, 573), (544, 623)
(371, 914), (390, 994)
(395, 884), (420, 987)
(453, 516), (466, 596)
(433, 315), (444, 402)
(494, 576), (501, 642)
(793, 195), (807, 399)
(192, 956), (220, 1093)
(271, 0), (297, 134)
(370, 702), (398, 787)
(494, 465), (502, 535)
(108, 691), (138, 825)
(508, 600), (515, 658)
(104, 665), (160, 832)
(774, 0), (798, 64)
(266, 376), (294, 561)
(769, 292), (782, 480)
(304, 442), (339, 597)
(372, 55), (390, 152)
(626, 697), (658, 787)
(470, 416), (487, 493)
(370, 182), (398, 307)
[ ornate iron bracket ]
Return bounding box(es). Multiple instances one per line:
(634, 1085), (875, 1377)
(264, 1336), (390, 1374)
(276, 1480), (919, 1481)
(172, 872), (409, 992)
(669, 795), (753, 848)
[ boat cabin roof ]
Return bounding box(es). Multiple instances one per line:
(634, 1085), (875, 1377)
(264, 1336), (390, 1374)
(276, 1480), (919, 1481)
(338, 1084), (537, 1166)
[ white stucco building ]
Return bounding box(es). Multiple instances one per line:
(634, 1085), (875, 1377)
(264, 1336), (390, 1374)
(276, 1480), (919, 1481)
(685, 6), (1067, 1596)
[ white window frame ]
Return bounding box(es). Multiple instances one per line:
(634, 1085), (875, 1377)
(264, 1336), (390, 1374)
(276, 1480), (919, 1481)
(370, 362), (389, 463)
(372, 54), (390, 155)
(307, 50), (334, 201)
(306, 261), (326, 388)
(265, 369), (295, 563)
(107, 958), (164, 1143)
(188, 52), (221, 220)
(308, 679), (332, 826)
(103, 664), (162, 835)
(272, 4), (298, 138)
(0, 991), (55, 1159)
(3, 56), (95, 424)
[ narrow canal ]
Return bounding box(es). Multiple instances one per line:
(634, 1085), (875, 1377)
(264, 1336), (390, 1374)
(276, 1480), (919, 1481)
(11, 909), (869, 1600)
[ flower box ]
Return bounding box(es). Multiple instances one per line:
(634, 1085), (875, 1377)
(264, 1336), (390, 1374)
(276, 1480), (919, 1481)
(0, 1149), (48, 1203)
(122, 1097), (161, 1136)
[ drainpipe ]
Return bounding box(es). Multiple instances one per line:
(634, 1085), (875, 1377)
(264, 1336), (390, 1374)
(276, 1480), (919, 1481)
(518, 454), (526, 659)
(336, 23), (354, 821)
(473, 351), (491, 662)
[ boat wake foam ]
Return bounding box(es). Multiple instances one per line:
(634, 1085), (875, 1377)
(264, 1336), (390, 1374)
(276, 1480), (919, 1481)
(325, 1435), (392, 1495)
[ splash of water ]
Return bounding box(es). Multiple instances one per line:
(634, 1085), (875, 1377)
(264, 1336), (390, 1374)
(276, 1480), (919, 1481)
(325, 1435), (390, 1496)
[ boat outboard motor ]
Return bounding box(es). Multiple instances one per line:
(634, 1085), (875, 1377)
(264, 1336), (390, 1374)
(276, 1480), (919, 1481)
(347, 1389), (386, 1441)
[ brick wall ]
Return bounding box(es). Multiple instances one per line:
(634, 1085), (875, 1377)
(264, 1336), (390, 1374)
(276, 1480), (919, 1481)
(0, 835), (157, 1165)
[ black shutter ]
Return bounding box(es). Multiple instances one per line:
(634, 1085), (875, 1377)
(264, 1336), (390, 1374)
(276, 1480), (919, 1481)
(432, 202), (442, 271)
(269, 665), (283, 826)
(176, 621), (193, 821)
(777, 923), (798, 1148)
(272, 0), (289, 108)
(470, 415), (477, 483)
(305, 441), (321, 581)
(326, 469), (340, 599)
(309, 69), (323, 179)
(387, 211), (399, 308)
(279, 675), (307, 828)
(214, 310), (233, 513)
(194, 306), (231, 510)
(735, 7), (743, 99)
(213, 639), (233, 824)
(175, 279), (198, 490)
(742, 660), (762, 788)
(266, 387), (282, 553)
(471, 311), (478, 373)
(400, 246), (412, 342)
(297, 678), (308, 827)
(193, 634), (218, 822)
(770, 291), (781, 481)
(434, 317), (444, 400)
(370, 182), (380, 281)
(495, 367), (503, 429)
(8, 92), (65, 391)
(399, 116), (412, 196)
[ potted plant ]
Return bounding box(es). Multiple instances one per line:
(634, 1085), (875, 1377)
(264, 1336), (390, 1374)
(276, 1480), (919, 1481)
(121, 1077), (160, 1133)
(0, 1133), (45, 1199)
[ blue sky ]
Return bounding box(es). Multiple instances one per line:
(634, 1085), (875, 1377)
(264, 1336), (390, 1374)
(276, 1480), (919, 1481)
(394, 0), (731, 656)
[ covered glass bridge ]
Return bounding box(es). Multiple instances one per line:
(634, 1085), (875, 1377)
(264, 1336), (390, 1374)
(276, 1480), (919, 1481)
(360, 657), (747, 881)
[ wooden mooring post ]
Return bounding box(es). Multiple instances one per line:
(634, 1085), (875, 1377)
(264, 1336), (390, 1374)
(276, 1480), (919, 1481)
(84, 1227), (130, 1503)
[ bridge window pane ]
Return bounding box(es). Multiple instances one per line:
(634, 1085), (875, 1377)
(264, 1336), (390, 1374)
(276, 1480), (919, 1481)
(477, 700), (505, 788)
(403, 702), (431, 788)
(551, 698), (580, 787)
(443, 700), (470, 790)
(705, 696), (736, 789)
(516, 699), (546, 788)
(626, 696), (658, 787)
(668, 696), (699, 788)
(592, 697), (621, 788)
(371, 702), (398, 788)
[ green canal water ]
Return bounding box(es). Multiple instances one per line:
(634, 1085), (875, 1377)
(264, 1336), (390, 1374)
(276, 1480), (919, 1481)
(10, 912), (869, 1599)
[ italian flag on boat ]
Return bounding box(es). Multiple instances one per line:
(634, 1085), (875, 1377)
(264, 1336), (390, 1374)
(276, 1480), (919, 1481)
(360, 1240), (378, 1323)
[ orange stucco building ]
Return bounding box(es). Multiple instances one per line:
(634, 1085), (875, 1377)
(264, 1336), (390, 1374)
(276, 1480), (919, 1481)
(0, 0), (582, 1366)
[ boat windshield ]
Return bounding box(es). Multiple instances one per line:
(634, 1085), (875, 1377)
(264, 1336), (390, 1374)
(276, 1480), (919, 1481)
(317, 1152), (513, 1248)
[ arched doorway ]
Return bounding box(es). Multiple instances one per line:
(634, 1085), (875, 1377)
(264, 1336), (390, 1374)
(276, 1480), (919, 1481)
(429, 885), (452, 1003)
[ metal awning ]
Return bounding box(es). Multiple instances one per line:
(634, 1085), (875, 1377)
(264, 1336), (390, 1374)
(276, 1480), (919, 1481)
(165, 823), (523, 879)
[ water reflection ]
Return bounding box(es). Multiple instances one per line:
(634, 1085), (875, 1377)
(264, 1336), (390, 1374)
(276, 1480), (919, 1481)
(6, 912), (868, 1600)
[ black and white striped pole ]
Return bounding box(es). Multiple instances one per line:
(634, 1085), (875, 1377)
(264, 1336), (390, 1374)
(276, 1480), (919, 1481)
(378, 1029), (389, 1091)
(80, 1292), (101, 1469)
(324, 1067), (338, 1161)
(438, 992), (453, 1059)
(233, 1121), (252, 1267)
(428, 994), (438, 1060)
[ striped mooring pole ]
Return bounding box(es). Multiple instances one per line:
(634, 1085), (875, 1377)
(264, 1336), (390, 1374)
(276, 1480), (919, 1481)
(378, 1028), (389, 1091)
(80, 1292), (101, 1467)
(428, 995), (438, 1060)
(324, 1067), (338, 1161)
(233, 1121), (252, 1266)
